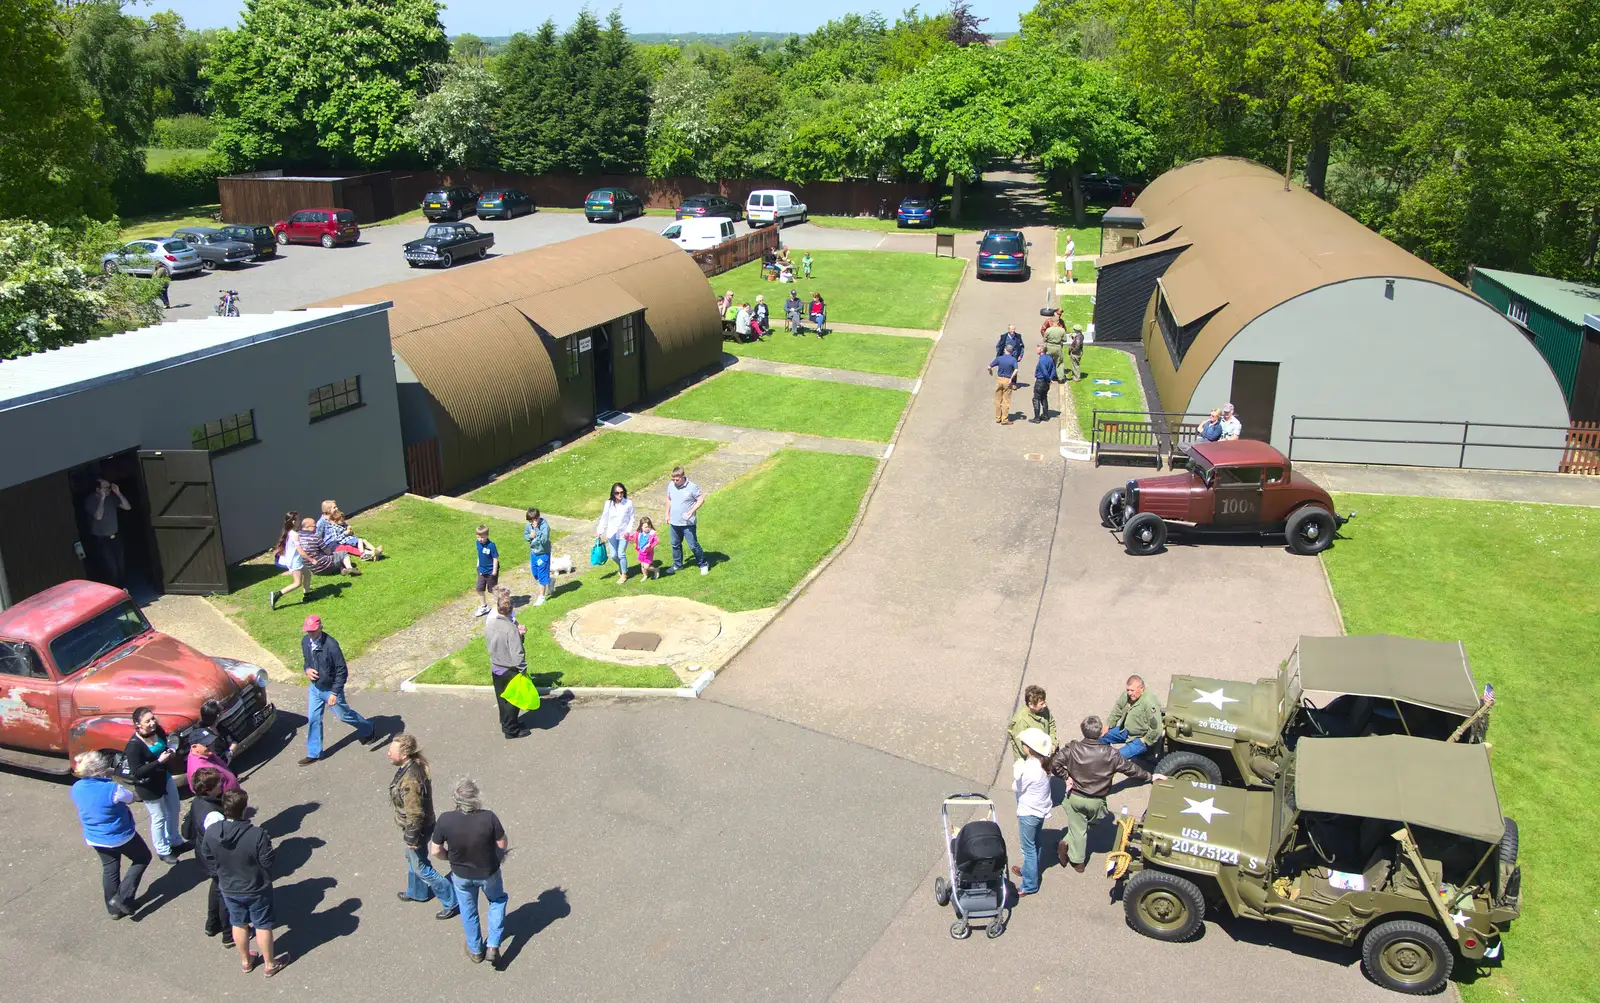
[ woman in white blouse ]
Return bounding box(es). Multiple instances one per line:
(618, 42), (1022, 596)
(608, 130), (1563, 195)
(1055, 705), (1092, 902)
(594, 481), (636, 584)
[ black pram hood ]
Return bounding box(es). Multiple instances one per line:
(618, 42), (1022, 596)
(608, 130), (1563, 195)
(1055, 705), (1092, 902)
(955, 819), (1007, 879)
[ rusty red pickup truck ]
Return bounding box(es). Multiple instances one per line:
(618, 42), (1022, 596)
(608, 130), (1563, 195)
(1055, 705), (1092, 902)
(0, 580), (276, 778)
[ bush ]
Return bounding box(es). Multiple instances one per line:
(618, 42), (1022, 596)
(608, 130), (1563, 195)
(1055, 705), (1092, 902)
(112, 151), (227, 217)
(152, 114), (218, 149)
(0, 219), (163, 358)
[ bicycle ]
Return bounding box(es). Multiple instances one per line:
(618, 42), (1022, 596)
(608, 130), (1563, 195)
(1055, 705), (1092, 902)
(215, 289), (241, 317)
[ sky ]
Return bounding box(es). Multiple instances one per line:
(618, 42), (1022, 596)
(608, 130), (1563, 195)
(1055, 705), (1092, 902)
(132, 0), (1034, 36)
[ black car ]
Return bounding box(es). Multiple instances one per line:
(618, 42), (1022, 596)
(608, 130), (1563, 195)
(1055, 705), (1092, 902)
(170, 227), (257, 271)
(1078, 173), (1127, 203)
(585, 187), (644, 222)
(403, 222), (494, 268)
(421, 187), (479, 221)
(476, 189), (535, 219)
(218, 224), (276, 259)
(676, 193), (743, 222)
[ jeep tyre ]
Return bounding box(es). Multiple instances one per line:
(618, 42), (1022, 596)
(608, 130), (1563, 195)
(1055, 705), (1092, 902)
(1285, 505), (1336, 555)
(1155, 750), (1224, 786)
(1360, 919), (1453, 995)
(1123, 512), (1167, 555)
(1123, 869), (1205, 942)
(1099, 488), (1127, 529)
(1498, 816), (1518, 869)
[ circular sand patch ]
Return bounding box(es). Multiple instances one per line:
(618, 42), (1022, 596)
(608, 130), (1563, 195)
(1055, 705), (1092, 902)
(554, 595), (730, 667)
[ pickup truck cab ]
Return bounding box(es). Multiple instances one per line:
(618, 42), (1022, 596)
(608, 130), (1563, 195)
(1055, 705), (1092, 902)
(0, 581), (276, 779)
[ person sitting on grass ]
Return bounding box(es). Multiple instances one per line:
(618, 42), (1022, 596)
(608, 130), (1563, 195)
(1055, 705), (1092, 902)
(318, 500), (381, 561)
(720, 291), (737, 332)
(627, 517), (660, 580)
(298, 517), (359, 579)
(761, 249), (778, 281)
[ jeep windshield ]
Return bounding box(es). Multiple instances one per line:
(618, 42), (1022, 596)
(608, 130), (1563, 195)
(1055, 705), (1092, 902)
(50, 600), (151, 676)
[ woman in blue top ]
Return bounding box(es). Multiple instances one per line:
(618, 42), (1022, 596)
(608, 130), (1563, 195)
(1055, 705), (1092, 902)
(70, 750), (151, 919)
(524, 507), (552, 606)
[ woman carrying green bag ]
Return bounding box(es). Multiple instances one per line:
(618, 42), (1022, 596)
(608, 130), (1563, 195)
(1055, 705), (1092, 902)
(484, 592), (534, 739)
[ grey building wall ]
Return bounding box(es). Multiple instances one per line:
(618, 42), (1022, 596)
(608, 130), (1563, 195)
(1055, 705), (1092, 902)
(0, 311), (406, 562)
(1187, 277), (1571, 471)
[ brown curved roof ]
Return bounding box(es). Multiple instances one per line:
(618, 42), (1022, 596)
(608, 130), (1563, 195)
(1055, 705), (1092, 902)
(311, 228), (720, 486)
(1133, 158), (1468, 411)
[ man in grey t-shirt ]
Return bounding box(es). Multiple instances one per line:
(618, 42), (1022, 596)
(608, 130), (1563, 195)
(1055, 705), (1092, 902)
(664, 465), (709, 576)
(84, 478), (131, 586)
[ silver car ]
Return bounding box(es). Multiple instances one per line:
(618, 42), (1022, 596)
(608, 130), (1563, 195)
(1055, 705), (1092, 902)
(171, 227), (256, 271)
(101, 238), (203, 279)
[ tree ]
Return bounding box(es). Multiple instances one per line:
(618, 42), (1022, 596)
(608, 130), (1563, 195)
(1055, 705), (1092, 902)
(0, 219), (163, 359)
(450, 32), (487, 63)
(645, 57), (719, 178)
(206, 0), (448, 168)
(494, 22), (564, 174)
(411, 62), (500, 171)
(946, 1), (991, 46)
(65, 1), (154, 184)
(589, 10), (650, 173)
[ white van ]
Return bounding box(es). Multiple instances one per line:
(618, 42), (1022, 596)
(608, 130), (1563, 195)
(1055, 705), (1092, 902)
(746, 189), (808, 228)
(660, 216), (736, 251)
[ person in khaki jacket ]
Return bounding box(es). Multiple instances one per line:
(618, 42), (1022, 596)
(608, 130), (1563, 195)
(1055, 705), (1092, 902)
(1051, 716), (1167, 871)
(1007, 685), (1058, 761)
(389, 734), (459, 920)
(1103, 674), (1164, 760)
(1042, 319), (1068, 383)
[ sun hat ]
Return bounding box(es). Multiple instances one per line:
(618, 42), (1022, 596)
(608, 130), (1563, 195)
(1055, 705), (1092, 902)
(302, 614), (322, 631)
(1018, 727), (1055, 757)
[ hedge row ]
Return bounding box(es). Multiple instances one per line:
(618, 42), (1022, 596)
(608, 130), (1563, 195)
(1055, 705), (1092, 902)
(151, 114), (218, 150)
(113, 152), (226, 217)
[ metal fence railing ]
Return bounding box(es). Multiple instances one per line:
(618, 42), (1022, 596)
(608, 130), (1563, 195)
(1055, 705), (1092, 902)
(1286, 416), (1588, 472)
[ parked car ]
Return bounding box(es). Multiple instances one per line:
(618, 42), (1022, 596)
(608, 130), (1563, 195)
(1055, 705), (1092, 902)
(421, 186), (479, 221)
(274, 208), (360, 247)
(585, 187), (645, 222)
(1098, 439), (1353, 556)
(170, 227), (256, 271)
(746, 189), (807, 228)
(896, 197), (938, 228)
(660, 217), (735, 251)
(403, 222), (494, 268)
(0, 580), (277, 781)
(101, 237), (202, 279)
(218, 223), (277, 259)
(475, 188), (535, 219)
(676, 193), (743, 222)
(1078, 173), (1127, 202)
(975, 230), (1030, 280)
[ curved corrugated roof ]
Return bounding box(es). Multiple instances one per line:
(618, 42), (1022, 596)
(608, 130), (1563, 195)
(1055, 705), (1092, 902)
(311, 229), (720, 486)
(1133, 158), (1468, 411)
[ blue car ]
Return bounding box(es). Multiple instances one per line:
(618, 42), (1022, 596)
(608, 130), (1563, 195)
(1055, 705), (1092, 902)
(975, 230), (1030, 280)
(896, 197), (937, 228)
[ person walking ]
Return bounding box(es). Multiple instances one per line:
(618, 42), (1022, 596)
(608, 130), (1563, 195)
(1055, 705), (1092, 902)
(1051, 716), (1166, 872)
(124, 706), (187, 863)
(84, 477), (132, 586)
(595, 482), (636, 585)
(485, 592), (530, 740)
(299, 615), (377, 766)
(71, 750), (151, 920)
(431, 778), (510, 967)
(472, 524), (499, 616)
(988, 348), (1019, 425)
(525, 508), (552, 606)
(802, 251), (813, 279)
(267, 512), (308, 609)
(1011, 728), (1054, 897)
(664, 465), (709, 576)
(388, 734), (460, 919)
(628, 516), (660, 580)
(181, 767), (233, 947)
(1066, 325), (1085, 382)
(201, 788), (288, 976)
(1030, 345), (1057, 423)
(1063, 234), (1076, 284)
(1043, 317), (1067, 383)
(996, 325), (1025, 388)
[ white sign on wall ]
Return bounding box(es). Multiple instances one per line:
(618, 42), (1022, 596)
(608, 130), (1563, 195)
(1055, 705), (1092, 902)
(578, 336), (593, 352)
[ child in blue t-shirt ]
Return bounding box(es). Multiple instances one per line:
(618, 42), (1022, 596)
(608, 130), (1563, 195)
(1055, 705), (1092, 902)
(472, 524), (499, 617)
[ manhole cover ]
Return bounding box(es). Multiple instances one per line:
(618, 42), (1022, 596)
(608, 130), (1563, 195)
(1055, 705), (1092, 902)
(613, 631), (663, 651)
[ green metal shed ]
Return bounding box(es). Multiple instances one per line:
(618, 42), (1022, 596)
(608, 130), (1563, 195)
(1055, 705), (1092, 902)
(1469, 267), (1600, 420)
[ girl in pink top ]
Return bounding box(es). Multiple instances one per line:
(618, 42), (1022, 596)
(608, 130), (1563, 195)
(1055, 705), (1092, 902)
(627, 517), (660, 580)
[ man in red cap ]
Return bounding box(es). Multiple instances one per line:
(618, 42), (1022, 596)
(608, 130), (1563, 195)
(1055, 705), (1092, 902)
(300, 615), (376, 766)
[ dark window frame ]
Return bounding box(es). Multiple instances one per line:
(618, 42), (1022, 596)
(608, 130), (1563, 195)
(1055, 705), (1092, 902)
(308, 375), (364, 422)
(191, 409), (258, 454)
(566, 336), (582, 378)
(1156, 290), (1218, 367)
(619, 315), (637, 357)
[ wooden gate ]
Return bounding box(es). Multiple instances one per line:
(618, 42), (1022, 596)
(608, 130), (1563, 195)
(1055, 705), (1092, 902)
(405, 437), (444, 497)
(1560, 421), (1600, 474)
(137, 449), (228, 594)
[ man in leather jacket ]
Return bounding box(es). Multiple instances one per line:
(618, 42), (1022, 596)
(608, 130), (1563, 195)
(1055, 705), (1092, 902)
(1050, 716), (1167, 871)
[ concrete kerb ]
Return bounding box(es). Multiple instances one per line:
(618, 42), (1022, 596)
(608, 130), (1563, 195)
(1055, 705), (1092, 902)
(399, 667), (716, 702)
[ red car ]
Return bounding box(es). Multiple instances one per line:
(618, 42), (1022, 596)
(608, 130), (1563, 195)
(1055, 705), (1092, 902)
(274, 207), (360, 248)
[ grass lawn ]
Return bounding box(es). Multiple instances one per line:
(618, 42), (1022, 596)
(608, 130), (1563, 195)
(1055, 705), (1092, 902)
(414, 450), (878, 687)
(1071, 259), (1097, 283)
(145, 147), (212, 170)
(212, 497), (525, 670)
(1320, 496), (1600, 1003)
(726, 329), (933, 378)
(1068, 346), (1145, 440)
(371, 208), (427, 227)
(654, 371), (909, 442)
(807, 216), (976, 236)
(468, 431), (720, 518)
(1057, 209), (1105, 257)
(709, 250), (964, 330)
(119, 203), (222, 241)
(1053, 296), (1094, 329)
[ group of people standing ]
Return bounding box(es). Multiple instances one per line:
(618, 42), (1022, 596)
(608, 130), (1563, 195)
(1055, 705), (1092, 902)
(722, 290), (828, 341)
(987, 313), (1085, 425)
(268, 499), (385, 609)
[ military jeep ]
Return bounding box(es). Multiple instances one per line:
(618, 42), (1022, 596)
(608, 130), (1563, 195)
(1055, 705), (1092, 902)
(1109, 736), (1521, 995)
(1155, 634), (1492, 789)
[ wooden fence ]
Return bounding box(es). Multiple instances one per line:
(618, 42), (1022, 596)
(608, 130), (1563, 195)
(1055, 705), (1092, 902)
(1561, 421), (1600, 474)
(404, 437), (444, 498)
(690, 226), (779, 278)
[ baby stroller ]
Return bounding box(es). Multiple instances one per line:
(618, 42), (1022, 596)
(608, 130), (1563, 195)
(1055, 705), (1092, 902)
(932, 793), (1011, 939)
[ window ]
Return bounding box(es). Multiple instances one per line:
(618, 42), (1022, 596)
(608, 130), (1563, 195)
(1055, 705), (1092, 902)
(1156, 291), (1215, 366)
(191, 409), (257, 452)
(1264, 467), (1285, 484)
(566, 336), (582, 378)
(619, 314), (637, 357)
(1507, 300), (1529, 325)
(49, 601), (150, 676)
(1217, 466), (1263, 485)
(0, 641), (48, 679)
(308, 376), (363, 421)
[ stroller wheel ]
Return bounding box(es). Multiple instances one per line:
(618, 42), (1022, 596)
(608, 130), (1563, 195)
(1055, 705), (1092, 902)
(950, 921), (971, 940)
(986, 919), (1006, 939)
(933, 877), (951, 907)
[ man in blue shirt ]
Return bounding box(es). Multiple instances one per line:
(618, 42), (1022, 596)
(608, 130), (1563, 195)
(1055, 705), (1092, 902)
(1030, 345), (1057, 422)
(988, 351), (1020, 425)
(995, 325), (1025, 387)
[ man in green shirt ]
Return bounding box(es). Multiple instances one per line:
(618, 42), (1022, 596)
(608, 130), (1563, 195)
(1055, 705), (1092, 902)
(1103, 674), (1163, 760)
(1042, 320), (1067, 384)
(1008, 685), (1058, 760)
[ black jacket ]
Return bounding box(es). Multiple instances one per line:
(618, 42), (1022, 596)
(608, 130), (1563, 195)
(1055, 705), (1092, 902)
(123, 728), (177, 801)
(181, 795), (227, 873)
(200, 819), (276, 896)
(301, 632), (348, 691)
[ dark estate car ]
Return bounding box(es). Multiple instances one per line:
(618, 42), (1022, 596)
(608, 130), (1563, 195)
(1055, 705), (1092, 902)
(422, 187), (479, 221)
(1078, 173), (1127, 202)
(171, 227), (256, 271)
(1099, 439), (1353, 556)
(975, 230), (1030, 279)
(676, 193), (743, 222)
(403, 222), (494, 268)
(274, 208), (360, 247)
(475, 189), (535, 219)
(896, 197), (937, 227)
(585, 187), (644, 222)
(218, 224), (276, 259)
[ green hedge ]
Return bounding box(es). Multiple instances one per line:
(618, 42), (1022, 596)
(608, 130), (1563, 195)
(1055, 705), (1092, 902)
(152, 114), (218, 149)
(113, 152), (226, 217)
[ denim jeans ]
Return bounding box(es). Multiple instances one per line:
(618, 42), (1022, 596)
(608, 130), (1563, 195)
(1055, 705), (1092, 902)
(669, 523), (706, 570)
(141, 774), (182, 855)
(1100, 727), (1150, 760)
(606, 533), (628, 575)
(452, 871), (508, 954)
(405, 843), (456, 906)
(1017, 814), (1046, 894)
(305, 686), (372, 759)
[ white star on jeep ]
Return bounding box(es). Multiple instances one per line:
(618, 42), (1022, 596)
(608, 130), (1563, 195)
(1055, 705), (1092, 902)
(1181, 797), (1229, 824)
(1450, 910), (1469, 928)
(1193, 687), (1239, 710)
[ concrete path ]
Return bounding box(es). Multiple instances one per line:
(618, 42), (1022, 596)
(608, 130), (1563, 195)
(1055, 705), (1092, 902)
(623, 413), (890, 458)
(141, 593), (292, 681)
(725, 354), (918, 392)
(810, 321), (941, 339)
(1295, 461), (1600, 507)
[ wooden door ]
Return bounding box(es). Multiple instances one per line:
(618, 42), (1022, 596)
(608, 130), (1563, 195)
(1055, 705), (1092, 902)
(1229, 361), (1280, 442)
(137, 450), (228, 594)
(0, 471), (85, 606)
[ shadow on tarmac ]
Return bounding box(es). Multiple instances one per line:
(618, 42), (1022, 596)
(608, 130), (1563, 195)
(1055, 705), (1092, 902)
(275, 875), (360, 959)
(494, 886), (572, 970)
